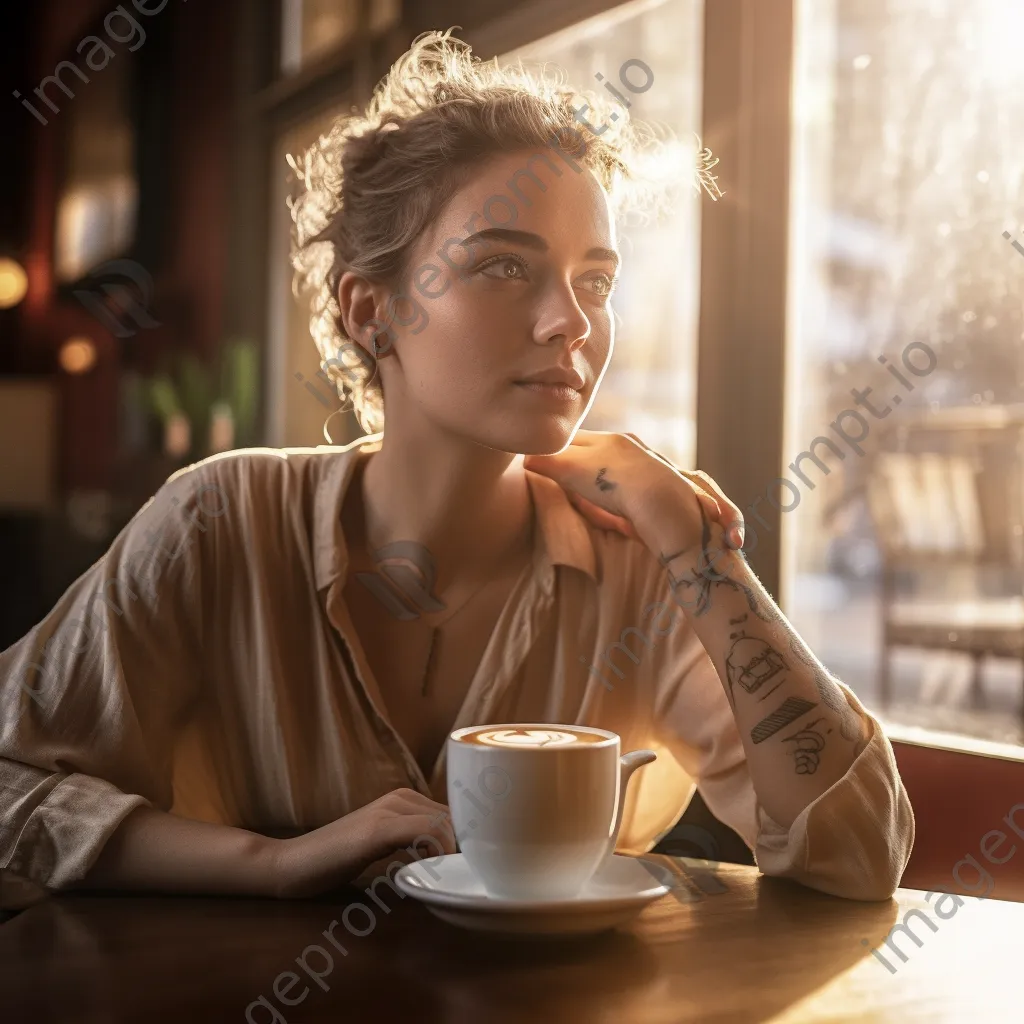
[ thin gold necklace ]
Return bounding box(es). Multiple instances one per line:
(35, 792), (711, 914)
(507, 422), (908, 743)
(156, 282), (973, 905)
(417, 522), (535, 697)
(416, 576), (499, 697)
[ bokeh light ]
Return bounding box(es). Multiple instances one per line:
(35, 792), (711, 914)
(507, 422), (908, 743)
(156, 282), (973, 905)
(59, 337), (98, 374)
(0, 258), (28, 308)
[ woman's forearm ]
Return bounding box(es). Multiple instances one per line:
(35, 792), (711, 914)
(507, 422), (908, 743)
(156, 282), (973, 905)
(649, 503), (868, 828)
(72, 805), (279, 897)
(520, 434), (874, 831)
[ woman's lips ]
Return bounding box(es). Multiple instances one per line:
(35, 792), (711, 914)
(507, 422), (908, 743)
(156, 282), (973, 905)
(514, 381), (583, 402)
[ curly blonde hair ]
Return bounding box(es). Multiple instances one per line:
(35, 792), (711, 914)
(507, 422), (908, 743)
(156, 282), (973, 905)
(287, 28), (714, 436)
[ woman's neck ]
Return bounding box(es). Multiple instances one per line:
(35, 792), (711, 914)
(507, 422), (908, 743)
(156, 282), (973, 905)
(348, 434), (534, 587)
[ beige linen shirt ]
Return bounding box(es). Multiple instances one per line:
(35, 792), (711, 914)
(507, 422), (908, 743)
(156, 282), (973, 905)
(0, 433), (914, 907)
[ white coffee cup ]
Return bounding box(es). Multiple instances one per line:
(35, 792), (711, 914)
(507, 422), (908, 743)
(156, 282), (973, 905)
(446, 723), (656, 901)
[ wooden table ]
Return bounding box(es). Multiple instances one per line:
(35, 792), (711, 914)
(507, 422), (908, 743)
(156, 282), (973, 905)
(1, 857), (1019, 1022)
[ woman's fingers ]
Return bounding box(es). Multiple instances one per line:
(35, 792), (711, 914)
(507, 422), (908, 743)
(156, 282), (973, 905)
(619, 432), (723, 522)
(527, 432), (742, 548)
(619, 431), (743, 548)
(278, 790), (459, 898)
(352, 813), (458, 885)
(382, 813), (459, 857)
(681, 470), (745, 549)
(685, 481), (722, 523)
(569, 491), (639, 538)
(386, 788), (449, 816)
(376, 789), (454, 837)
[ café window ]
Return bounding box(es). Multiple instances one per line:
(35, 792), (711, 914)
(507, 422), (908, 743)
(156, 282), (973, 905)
(784, 0), (1024, 746)
(503, 0), (706, 469)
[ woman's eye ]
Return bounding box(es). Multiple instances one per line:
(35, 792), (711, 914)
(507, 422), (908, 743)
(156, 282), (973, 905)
(584, 273), (617, 298)
(478, 255), (529, 281)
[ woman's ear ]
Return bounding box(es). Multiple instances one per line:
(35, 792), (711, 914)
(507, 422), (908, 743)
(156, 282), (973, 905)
(365, 318), (398, 357)
(337, 271), (387, 354)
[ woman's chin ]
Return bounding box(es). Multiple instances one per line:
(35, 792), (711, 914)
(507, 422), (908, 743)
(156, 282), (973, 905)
(454, 405), (583, 456)
(456, 423), (573, 457)
(508, 424), (579, 457)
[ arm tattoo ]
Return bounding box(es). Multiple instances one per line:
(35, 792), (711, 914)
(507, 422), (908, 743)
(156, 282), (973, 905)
(724, 629), (788, 707)
(751, 696), (817, 744)
(660, 506), (779, 621)
(787, 637), (863, 745)
(781, 717), (830, 774)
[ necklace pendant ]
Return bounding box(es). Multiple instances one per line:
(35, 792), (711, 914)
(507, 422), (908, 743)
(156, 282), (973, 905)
(421, 626), (438, 697)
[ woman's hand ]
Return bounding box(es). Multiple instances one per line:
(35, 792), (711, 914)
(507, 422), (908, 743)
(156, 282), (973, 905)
(523, 430), (745, 555)
(269, 788), (456, 899)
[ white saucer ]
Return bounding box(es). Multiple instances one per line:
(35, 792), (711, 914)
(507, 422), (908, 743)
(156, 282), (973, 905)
(394, 854), (674, 936)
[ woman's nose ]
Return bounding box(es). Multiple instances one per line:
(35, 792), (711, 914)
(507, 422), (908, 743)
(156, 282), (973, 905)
(535, 290), (591, 349)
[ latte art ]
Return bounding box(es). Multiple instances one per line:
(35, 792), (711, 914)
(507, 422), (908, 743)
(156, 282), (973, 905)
(466, 727), (606, 748)
(479, 728), (578, 747)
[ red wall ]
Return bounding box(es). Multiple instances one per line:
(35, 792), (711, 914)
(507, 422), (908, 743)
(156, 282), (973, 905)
(895, 740), (1024, 902)
(19, 0), (233, 491)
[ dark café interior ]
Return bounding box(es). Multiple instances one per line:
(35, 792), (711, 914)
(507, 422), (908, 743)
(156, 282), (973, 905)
(1, 1), (1023, 1021)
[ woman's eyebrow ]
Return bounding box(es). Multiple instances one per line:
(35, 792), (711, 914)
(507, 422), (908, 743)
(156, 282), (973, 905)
(462, 227), (620, 269)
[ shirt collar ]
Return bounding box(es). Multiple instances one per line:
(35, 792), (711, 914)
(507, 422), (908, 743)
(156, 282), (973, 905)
(311, 433), (597, 595)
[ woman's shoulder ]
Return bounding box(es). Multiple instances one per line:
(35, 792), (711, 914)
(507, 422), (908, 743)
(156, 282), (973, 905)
(136, 445), (361, 556)
(163, 444), (355, 507)
(525, 468), (667, 600)
(567, 505), (670, 604)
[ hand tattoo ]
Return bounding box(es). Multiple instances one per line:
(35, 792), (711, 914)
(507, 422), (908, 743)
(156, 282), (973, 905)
(594, 468), (617, 492)
(751, 696), (817, 744)
(781, 717), (830, 774)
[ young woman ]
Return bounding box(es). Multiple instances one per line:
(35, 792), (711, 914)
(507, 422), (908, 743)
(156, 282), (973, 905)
(0, 31), (912, 907)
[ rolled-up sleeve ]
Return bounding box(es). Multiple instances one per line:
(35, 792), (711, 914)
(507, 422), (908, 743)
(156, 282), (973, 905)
(653, 618), (915, 902)
(0, 464), (221, 894)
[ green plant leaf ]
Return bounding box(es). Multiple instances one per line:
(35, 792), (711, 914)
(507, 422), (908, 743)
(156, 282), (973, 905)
(147, 375), (181, 422)
(220, 337), (260, 446)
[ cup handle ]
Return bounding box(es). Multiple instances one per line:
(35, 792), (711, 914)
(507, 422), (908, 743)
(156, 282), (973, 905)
(608, 748), (657, 855)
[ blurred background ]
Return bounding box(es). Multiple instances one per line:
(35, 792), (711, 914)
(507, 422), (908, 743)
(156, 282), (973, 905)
(1, 0), (1023, 757)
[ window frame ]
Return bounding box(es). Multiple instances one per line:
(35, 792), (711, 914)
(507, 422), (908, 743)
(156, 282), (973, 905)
(224, 0), (1024, 793)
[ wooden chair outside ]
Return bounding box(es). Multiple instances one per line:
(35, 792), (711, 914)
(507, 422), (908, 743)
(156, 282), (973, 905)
(866, 412), (1024, 725)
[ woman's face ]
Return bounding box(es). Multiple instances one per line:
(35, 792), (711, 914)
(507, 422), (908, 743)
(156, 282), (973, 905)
(371, 148), (619, 455)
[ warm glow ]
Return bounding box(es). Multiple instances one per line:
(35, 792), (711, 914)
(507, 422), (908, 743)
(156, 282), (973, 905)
(54, 177), (138, 283)
(0, 258), (28, 308)
(59, 337), (98, 375)
(976, 0), (1024, 84)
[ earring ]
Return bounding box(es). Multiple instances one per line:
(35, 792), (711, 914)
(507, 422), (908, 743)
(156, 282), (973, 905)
(321, 333), (384, 443)
(323, 407), (347, 444)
